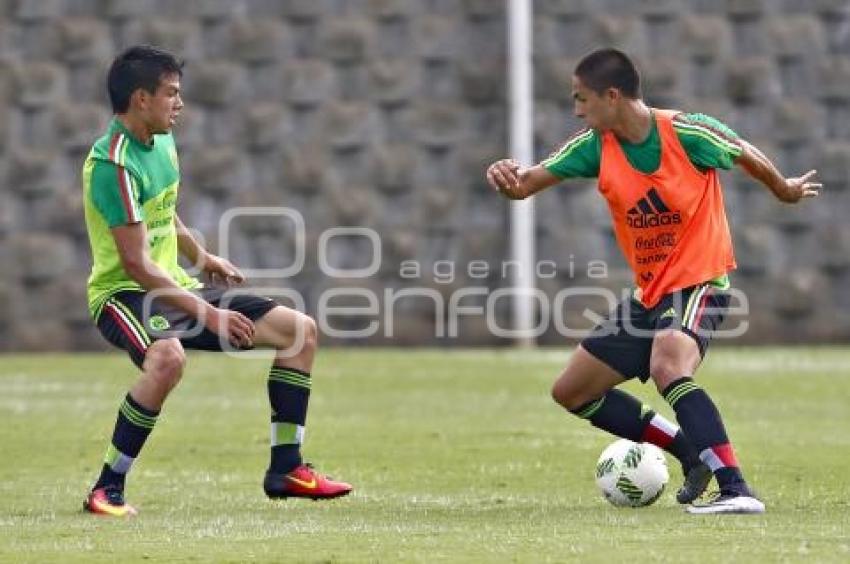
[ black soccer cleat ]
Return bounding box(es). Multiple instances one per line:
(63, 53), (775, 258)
(676, 462), (713, 504)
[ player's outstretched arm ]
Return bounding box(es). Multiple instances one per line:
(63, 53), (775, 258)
(175, 215), (244, 287)
(486, 160), (561, 200)
(735, 140), (822, 203)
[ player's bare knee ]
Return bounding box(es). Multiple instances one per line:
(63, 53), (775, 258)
(551, 379), (566, 407)
(267, 308), (318, 354)
(146, 339), (186, 389)
(649, 355), (679, 390)
(279, 312), (317, 357)
(649, 365), (679, 394)
(300, 314), (318, 353)
(649, 331), (695, 391)
(551, 382), (575, 409)
(551, 376), (585, 411)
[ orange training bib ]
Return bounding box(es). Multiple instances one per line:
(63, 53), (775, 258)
(597, 109), (736, 307)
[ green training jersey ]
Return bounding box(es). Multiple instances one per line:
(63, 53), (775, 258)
(82, 118), (200, 319)
(541, 111), (743, 179)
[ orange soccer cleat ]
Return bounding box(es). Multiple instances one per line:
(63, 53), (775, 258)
(263, 463), (353, 500)
(84, 486), (138, 517)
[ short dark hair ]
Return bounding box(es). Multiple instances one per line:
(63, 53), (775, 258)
(107, 45), (183, 113)
(574, 48), (641, 99)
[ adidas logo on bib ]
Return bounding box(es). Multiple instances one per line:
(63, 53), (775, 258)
(626, 188), (682, 229)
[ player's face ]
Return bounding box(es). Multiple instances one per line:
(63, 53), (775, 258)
(571, 76), (617, 131)
(144, 73), (183, 134)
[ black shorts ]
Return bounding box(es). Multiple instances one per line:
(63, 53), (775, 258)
(580, 283), (730, 382)
(96, 287), (277, 369)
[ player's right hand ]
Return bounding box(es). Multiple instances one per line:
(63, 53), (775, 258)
(486, 158), (524, 198)
(206, 307), (255, 349)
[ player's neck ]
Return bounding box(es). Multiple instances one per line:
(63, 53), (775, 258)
(611, 101), (652, 144)
(116, 114), (154, 146)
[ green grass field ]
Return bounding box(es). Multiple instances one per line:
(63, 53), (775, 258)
(1, 348), (849, 563)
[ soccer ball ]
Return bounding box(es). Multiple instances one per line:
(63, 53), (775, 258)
(595, 439), (669, 507)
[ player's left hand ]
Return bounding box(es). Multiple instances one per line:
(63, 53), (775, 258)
(781, 169), (822, 203)
(202, 254), (245, 287)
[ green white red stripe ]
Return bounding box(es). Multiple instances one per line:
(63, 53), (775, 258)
(683, 284), (711, 332)
(108, 133), (142, 223)
(640, 413), (678, 449)
(699, 443), (739, 471)
(103, 298), (150, 354)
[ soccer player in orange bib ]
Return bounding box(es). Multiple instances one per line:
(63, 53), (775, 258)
(487, 48), (820, 514)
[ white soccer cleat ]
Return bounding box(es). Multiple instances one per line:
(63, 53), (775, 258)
(685, 493), (766, 515)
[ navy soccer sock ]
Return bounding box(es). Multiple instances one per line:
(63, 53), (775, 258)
(93, 393), (159, 491)
(571, 388), (700, 472)
(662, 377), (749, 494)
(267, 366), (311, 474)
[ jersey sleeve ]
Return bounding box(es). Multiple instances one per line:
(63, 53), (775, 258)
(89, 160), (144, 227)
(540, 128), (601, 179)
(673, 113), (743, 171)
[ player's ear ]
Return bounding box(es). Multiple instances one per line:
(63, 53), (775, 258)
(605, 87), (620, 103)
(131, 88), (149, 111)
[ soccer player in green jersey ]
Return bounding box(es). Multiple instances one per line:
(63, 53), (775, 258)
(487, 48), (820, 514)
(82, 46), (351, 516)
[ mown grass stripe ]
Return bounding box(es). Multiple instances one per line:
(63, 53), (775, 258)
(1, 348), (848, 560)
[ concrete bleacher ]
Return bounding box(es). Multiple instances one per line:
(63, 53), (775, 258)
(1, 0), (848, 349)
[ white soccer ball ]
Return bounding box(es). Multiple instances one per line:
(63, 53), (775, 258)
(595, 439), (669, 507)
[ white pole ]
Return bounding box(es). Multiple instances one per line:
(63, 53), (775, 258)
(508, 0), (536, 347)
